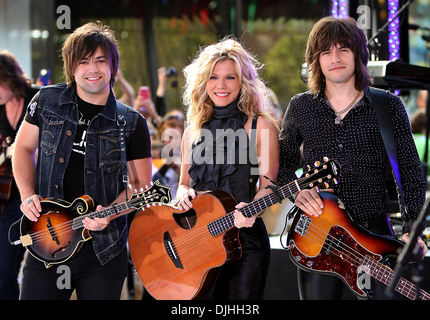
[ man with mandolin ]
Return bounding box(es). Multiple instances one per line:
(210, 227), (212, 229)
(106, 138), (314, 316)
(279, 16), (428, 300)
(0, 50), (40, 299)
(12, 22), (152, 300)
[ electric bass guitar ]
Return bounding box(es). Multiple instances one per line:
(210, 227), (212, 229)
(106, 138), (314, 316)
(287, 191), (430, 300)
(18, 180), (171, 268)
(129, 158), (341, 300)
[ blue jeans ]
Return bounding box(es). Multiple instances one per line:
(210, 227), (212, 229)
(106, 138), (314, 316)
(0, 191), (25, 299)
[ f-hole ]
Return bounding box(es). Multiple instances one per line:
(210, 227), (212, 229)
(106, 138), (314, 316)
(173, 209), (197, 230)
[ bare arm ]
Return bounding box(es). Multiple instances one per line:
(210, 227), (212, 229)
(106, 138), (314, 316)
(234, 116), (280, 228)
(12, 120), (40, 221)
(176, 125), (196, 210)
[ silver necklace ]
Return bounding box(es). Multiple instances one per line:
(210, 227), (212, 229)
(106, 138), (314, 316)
(332, 91), (361, 124)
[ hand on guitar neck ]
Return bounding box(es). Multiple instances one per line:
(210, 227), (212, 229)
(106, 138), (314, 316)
(176, 186), (256, 229)
(22, 194), (112, 232)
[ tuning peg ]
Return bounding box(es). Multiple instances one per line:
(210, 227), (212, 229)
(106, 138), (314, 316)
(333, 178), (338, 184)
(314, 161), (321, 167)
(306, 165), (311, 171)
(323, 157), (328, 162)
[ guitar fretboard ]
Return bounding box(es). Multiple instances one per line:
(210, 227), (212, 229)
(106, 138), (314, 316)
(207, 179), (301, 237)
(363, 256), (430, 300)
(70, 184), (170, 230)
(72, 202), (130, 230)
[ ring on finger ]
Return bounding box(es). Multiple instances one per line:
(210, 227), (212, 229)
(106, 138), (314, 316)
(96, 226), (101, 230)
(26, 198), (33, 205)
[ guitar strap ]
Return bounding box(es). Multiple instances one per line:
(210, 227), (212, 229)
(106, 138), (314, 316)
(116, 100), (129, 199)
(369, 86), (408, 216)
(249, 115), (259, 198)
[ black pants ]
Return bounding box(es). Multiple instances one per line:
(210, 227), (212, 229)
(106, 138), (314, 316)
(213, 218), (271, 300)
(0, 192), (25, 299)
(20, 241), (127, 300)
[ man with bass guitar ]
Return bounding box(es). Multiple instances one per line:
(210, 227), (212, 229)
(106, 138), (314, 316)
(278, 16), (428, 300)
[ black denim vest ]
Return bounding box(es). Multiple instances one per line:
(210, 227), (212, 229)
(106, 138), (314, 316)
(35, 83), (139, 264)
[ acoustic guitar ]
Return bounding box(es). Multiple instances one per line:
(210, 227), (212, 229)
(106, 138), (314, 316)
(129, 158), (341, 300)
(18, 180), (171, 268)
(287, 191), (430, 300)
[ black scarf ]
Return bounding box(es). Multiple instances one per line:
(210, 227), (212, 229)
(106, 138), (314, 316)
(188, 99), (248, 193)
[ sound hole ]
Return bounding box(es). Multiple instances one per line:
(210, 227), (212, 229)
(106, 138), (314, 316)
(173, 209), (197, 230)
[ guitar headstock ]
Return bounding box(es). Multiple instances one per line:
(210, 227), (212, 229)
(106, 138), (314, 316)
(299, 157), (341, 190)
(129, 180), (172, 210)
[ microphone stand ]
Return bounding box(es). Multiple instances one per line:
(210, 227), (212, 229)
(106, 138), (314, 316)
(386, 197), (429, 299)
(368, 0), (415, 46)
(387, 36), (430, 297)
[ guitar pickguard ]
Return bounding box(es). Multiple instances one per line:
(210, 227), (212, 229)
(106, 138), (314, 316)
(289, 225), (382, 298)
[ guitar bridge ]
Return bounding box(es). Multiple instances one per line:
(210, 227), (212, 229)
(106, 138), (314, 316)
(295, 214), (311, 236)
(164, 231), (183, 269)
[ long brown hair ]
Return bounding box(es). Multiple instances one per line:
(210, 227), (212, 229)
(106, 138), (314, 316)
(0, 50), (32, 100)
(61, 21), (119, 87)
(306, 16), (373, 94)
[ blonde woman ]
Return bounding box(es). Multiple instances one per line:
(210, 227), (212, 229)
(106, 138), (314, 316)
(177, 37), (279, 299)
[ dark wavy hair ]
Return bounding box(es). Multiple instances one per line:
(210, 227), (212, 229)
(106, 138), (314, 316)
(0, 50), (32, 100)
(305, 16), (373, 94)
(62, 21), (119, 87)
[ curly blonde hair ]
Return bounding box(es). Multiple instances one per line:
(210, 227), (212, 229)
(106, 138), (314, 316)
(183, 37), (276, 142)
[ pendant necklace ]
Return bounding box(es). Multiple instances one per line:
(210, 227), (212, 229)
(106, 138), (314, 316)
(332, 91), (361, 124)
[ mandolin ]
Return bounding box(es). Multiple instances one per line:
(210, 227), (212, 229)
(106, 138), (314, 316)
(19, 180), (171, 268)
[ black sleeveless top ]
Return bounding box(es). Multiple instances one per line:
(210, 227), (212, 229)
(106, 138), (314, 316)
(188, 100), (258, 203)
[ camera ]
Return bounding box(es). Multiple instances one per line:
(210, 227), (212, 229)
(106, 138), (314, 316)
(165, 67), (177, 78)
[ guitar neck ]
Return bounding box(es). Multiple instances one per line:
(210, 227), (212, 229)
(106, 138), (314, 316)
(208, 179), (300, 237)
(364, 256), (430, 300)
(72, 202), (130, 230)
